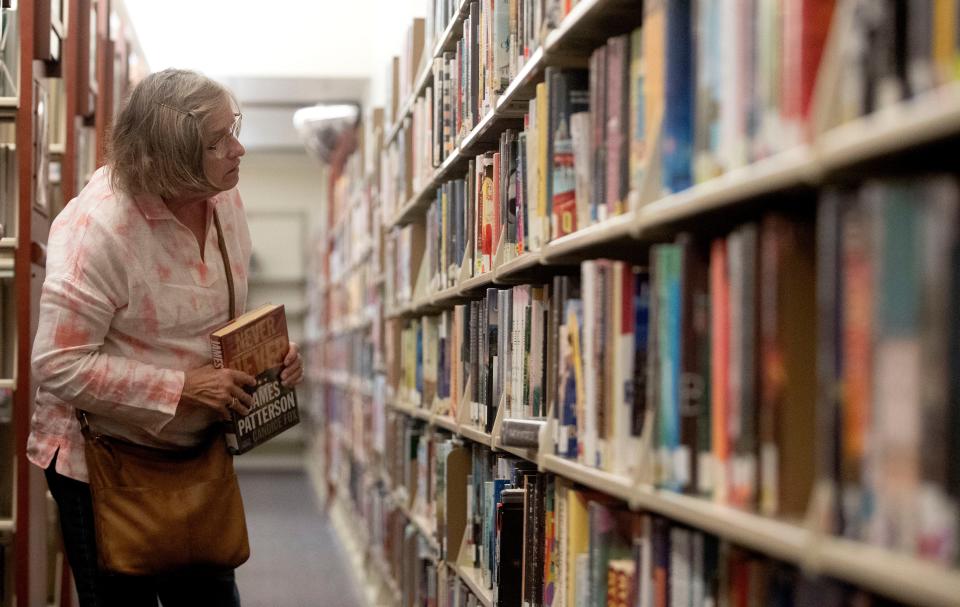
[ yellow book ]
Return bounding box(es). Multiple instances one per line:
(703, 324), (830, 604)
(536, 81), (549, 250)
(642, 0), (665, 176)
(934, 0), (958, 82)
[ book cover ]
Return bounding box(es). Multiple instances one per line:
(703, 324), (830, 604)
(482, 152), (497, 274)
(571, 111), (592, 233)
(631, 269), (652, 470)
(566, 488), (591, 606)
(210, 303), (299, 455)
(590, 46), (608, 224)
(548, 68), (590, 241)
(766, 215), (817, 519)
(496, 488), (525, 607)
(643, 0), (667, 195)
(628, 25), (647, 196)
(654, 245), (682, 491)
(677, 234), (709, 495)
(693, 0), (722, 183)
(815, 190), (846, 534)
(535, 82), (549, 250)
(661, 0), (694, 195)
(605, 34), (631, 216)
(709, 238), (730, 504)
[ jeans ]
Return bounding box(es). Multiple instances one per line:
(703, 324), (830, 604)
(44, 454), (242, 607)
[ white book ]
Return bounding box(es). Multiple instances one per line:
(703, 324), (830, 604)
(570, 111), (592, 233)
(580, 261), (598, 467)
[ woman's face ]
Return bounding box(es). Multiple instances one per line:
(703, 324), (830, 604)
(202, 101), (245, 192)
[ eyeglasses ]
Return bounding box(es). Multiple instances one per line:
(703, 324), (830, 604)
(206, 113), (242, 159)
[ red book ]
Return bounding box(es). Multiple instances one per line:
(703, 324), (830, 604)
(783, 0), (836, 139)
(710, 239), (730, 503)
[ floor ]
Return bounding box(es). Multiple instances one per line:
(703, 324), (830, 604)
(236, 469), (364, 607)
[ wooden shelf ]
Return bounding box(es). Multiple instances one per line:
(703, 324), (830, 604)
(636, 145), (818, 237)
(454, 564), (493, 607)
(385, 61), (435, 147)
(458, 423), (493, 448)
(430, 283), (464, 307)
(539, 454), (638, 505)
(819, 81), (960, 174)
(392, 150), (468, 229)
(433, 415), (459, 434)
(815, 536), (960, 607)
(432, 0), (471, 56)
(543, 0), (642, 61)
(493, 250), (544, 283)
(540, 211), (638, 263)
(457, 271), (496, 295)
(384, 402), (960, 606)
(384, 0), (471, 149)
(495, 47), (544, 113)
(0, 379), (16, 390)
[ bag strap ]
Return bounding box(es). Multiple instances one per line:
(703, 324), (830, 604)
(76, 206), (238, 432)
(213, 208), (236, 320)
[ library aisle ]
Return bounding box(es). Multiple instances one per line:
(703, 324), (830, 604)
(5, 0), (960, 606)
(235, 469), (364, 607)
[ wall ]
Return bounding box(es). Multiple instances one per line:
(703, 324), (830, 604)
(237, 150), (323, 344)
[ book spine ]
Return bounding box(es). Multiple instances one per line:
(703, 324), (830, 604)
(661, 0), (694, 195)
(209, 335), (239, 452)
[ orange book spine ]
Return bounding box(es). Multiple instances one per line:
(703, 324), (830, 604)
(710, 239), (730, 503)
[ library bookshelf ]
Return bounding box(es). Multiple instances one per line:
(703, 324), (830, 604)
(309, 1), (960, 606)
(2, 1), (146, 605)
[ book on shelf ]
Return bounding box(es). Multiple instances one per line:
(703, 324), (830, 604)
(210, 303), (300, 455)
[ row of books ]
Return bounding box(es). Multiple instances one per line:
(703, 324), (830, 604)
(376, 417), (911, 607)
(380, 0), (844, 251)
(339, 431), (488, 607)
(838, 0), (960, 124)
(384, 174), (960, 567)
(0, 144), (17, 240)
(0, 7), (18, 100)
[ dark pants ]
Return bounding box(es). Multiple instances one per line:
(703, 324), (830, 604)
(44, 455), (242, 607)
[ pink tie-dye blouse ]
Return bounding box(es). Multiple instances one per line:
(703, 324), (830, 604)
(27, 166), (252, 482)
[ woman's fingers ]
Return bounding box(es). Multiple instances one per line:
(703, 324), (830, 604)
(227, 385), (253, 415)
(229, 369), (257, 388)
(283, 342), (300, 366)
(281, 358), (303, 386)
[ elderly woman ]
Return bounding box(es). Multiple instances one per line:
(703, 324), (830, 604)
(26, 69), (302, 606)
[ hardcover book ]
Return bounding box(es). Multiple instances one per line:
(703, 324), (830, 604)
(210, 303), (300, 455)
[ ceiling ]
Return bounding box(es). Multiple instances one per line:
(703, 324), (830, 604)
(121, 0), (421, 80)
(121, 0), (423, 150)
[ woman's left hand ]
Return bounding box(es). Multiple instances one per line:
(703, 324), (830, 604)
(281, 341), (304, 388)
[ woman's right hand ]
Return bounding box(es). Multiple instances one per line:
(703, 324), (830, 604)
(180, 364), (256, 418)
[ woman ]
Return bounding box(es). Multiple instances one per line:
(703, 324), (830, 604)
(27, 69), (302, 606)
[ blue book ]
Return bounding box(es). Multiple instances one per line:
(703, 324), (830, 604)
(632, 272), (651, 438)
(558, 299), (583, 459)
(489, 478), (510, 580)
(662, 0), (694, 194)
(416, 321), (424, 399)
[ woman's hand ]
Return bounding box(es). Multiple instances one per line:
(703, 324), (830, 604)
(281, 342), (304, 388)
(181, 363), (256, 418)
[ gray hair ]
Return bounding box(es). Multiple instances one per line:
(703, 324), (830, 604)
(108, 68), (237, 200)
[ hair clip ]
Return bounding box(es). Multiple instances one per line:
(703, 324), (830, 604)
(156, 101), (196, 119)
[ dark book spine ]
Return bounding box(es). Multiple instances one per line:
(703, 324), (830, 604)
(632, 270), (651, 439)
(662, 0), (694, 194)
(678, 233), (708, 495)
(816, 190), (845, 534)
